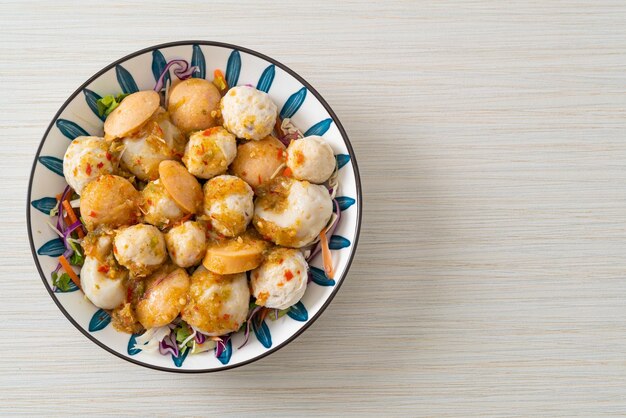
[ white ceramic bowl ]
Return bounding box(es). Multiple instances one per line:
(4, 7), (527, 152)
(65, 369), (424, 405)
(27, 41), (361, 372)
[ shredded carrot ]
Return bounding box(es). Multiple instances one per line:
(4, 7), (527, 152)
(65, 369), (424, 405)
(56, 192), (72, 225)
(319, 228), (335, 279)
(213, 69), (228, 95)
(62, 200), (85, 238)
(60, 208), (71, 226)
(214, 69), (225, 80)
(59, 255), (81, 289)
(283, 167), (293, 177)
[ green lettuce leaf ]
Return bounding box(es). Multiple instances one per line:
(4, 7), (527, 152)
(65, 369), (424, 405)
(96, 93), (130, 117)
(70, 248), (84, 266)
(175, 322), (191, 344)
(52, 272), (72, 291)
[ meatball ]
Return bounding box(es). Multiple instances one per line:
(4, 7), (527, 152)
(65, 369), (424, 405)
(251, 247), (308, 310)
(182, 127), (236, 179)
(167, 78), (221, 134)
(104, 90), (160, 140)
(286, 136), (335, 184)
(80, 175), (140, 232)
(140, 179), (185, 229)
(119, 108), (186, 181)
(181, 266), (249, 336)
(135, 267), (190, 329)
(113, 224), (167, 277)
(230, 135), (286, 190)
(63, 136), (116, 195)
(254, 177), (332, 248)
(165, 221), (207, 268)
(203, 175), (253, 237)
(81, 255), (127, 310)
(220, 86), (277, 140)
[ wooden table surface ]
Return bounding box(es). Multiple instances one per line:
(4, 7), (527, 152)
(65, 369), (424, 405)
(3, 1), (626, 416)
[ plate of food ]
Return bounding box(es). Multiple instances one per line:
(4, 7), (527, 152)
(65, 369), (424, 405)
(27, 41), (361, 372)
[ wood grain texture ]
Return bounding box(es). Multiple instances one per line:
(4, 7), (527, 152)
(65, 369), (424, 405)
(2, 0), (626, 416)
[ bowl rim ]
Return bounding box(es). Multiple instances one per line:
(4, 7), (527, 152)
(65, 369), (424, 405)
(26, 40), (362, 373)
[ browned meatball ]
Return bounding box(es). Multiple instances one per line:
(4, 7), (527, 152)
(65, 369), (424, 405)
(136, 267), (190, 329)
(167, 79), (221, 134)
(80, 175), (140, 231)
(229, 135), (286, 190)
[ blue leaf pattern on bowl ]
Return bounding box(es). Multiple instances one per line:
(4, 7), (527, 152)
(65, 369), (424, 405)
(216, 339), (233, 365)
(252, 319), (272, 348)
(226, 50), (241, 88)
(329, 235), (351, 250)
(310, 266), (336, 287)
(304, 118), (332, 137)
(88, 309), (111, 332)
(336, 154), (350, 169)
(256, 65), (275, 93)
(280, 87), (307, 119)
(191, 44), (206, 79)
(83, 89), (105, 121)
(56, 119), (89, 140)
(151, 50), (170, 87)
(127, 334), (141, 355)
(31, 197), (57, 215)
(37, 238), (65, 257)
(336, 196), (355, 211)
(38, 156), (63, 176)
(172, 347), (190, 367)
(287, 301), (308, 322)
(115, 65), (139, 94)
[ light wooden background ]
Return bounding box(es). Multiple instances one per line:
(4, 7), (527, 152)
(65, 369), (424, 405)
(2, 0), (626, 416)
